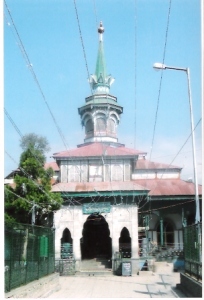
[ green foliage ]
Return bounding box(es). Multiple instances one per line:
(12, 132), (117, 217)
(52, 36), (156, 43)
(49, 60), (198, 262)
(5, 134), (62, 226)
(20, 133), (50, 153)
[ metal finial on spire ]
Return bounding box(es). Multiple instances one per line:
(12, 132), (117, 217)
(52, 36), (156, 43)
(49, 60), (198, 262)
(98, 21), (104, 34)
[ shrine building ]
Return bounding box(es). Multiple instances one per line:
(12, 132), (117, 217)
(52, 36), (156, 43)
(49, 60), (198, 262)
(50, 22), (202, 274)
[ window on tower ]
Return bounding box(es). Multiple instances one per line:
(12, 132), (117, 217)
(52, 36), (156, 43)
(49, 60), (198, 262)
(86, 119), (94, 135)
(107, 119), (116, 134)
(96, 118), (106, 133)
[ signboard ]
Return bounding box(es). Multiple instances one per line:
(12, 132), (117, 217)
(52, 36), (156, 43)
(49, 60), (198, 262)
(82, 202), (111, 214)
(122, 262), (131, 276)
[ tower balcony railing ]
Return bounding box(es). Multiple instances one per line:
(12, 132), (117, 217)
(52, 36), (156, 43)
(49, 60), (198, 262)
(85, 131), (117, 139)
(85, 94), (117, 103)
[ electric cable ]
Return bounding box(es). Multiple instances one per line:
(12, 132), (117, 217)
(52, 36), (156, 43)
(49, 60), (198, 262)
(149, 0), (172, 162)
(4, 0), (69, 151)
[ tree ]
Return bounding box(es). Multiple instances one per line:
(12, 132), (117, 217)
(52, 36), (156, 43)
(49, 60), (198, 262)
(20, 133), (51, 153)
(5, 134), (62, 226)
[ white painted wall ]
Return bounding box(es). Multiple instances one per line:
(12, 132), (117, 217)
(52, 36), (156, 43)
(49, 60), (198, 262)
(54, 204), (139, 262)
(59, 159), (131, 183)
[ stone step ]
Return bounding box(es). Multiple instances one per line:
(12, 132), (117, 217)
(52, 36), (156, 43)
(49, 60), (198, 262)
(75, 270), (113, 277)
(79, 259), (112, 272)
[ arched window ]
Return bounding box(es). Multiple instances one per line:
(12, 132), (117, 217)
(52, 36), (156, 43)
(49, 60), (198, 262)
(119, 227), (131, 258)
(107, 119), (115, 134)
(61, 228), (73, 259)
(86, 119), (94, 134)
(96, 118), (106, 132)
(61, 228), (72, 244)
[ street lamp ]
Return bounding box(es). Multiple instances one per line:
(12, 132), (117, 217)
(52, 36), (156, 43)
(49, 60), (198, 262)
(153, 62), (200, 224)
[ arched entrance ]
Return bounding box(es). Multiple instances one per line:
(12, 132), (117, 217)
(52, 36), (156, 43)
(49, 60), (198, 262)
(81, 213), (112, 259)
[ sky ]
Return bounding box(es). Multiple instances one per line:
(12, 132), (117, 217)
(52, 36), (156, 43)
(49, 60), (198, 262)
(4, 0), (202, 184)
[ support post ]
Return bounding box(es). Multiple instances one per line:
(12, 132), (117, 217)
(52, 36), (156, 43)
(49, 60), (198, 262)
(160, 218), (164, 247)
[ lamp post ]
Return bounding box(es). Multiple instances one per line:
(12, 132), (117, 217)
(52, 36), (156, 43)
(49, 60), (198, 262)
(153, 62), (200, 224)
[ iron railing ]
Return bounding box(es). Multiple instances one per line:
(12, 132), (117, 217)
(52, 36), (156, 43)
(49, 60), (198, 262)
(55, 259), (76, 275)
(183, 223), (202, 280)
(5, 223), (55, 292)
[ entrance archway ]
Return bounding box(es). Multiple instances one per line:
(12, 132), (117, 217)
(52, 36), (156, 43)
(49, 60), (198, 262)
(80, 213), (112, 259)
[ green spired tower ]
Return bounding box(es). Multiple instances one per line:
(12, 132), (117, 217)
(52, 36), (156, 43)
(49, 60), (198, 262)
(78, 22), (123, 145)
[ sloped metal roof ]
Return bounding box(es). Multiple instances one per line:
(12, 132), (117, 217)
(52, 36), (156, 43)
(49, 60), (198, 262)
(136, 159), (181, 170)
(135, 178), (202, 196)
(52, 181), (149, 194)
(53, 142), (146, 159)
(44, 161), (59, 171)
(52, 178), (202, 198)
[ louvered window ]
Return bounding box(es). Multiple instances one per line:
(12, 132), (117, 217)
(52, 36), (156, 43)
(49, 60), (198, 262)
(107, 119), (115, 133)
(112, 164), (123, 181)
(68, 165), (80, 182)
(86, 119), (94, 134)
(61, 165), (68, 183)
(81, 165), (88, 182)
(104, 164), (110, 181)
(96, 118), (106, 132)
(124, 164), (130, 181)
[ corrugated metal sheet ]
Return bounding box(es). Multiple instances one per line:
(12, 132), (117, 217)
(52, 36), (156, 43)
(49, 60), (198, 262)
(44, 162), (59, 171)
(52, 181), (149, 193)
(52, 178), (202, 197)
(136, 159), (181, 170)
(135, 178), (202, 196)
(53, 142), (146, 158)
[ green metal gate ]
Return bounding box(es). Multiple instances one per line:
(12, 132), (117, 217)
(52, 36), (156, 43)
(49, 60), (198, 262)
(5, 223), (55, 292)
(183, 223), (202, 280)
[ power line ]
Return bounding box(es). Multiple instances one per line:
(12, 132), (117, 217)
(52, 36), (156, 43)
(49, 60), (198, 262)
(5, 186), (35, 207)
(138, 199), (194, 214)
(4, 0), (69, 151)
(4, 108), (23, 138)
(137, 117), (202, 211)
(5, 150), (60, 207)
(165, 118), (201, 168)
(133, 0), (137, 149)
(92, 0), (98, 31)
(73, 0), (93, 96)
(139, 0), (172, 214)
(149, 0), (172, 162)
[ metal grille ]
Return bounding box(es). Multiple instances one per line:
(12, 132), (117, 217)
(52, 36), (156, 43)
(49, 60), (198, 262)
(5, 223), (55, 292)
(183, 223), (202, 280)
(55, 259), (75, 276)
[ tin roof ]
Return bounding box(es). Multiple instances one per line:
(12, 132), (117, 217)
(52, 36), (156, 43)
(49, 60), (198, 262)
(135, 178), (202, 196)
(52, 181), (149, 194)
(53, 142), (146, 159)
(136, 159), (181, 170)
(44, 161), (59, 171)
(52, 178), (202, 198)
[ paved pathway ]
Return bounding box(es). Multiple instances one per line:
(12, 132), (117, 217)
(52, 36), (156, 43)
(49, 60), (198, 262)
(47, 271), (186, 298)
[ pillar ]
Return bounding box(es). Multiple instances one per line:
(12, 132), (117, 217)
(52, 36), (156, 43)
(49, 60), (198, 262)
(73, 206), (83, 270)
(131, 205), (139, 274)
(160, 218), (164, 247)
(111, 207), (119, 258)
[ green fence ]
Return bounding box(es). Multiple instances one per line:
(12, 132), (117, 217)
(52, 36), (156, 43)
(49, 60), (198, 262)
(5, 223), (55, 292)
(183, 223), (202, 280)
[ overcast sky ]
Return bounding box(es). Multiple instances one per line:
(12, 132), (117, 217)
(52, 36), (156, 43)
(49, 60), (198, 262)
(4, 0), (202, 183)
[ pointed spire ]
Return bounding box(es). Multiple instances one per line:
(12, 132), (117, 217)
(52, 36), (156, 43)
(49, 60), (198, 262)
(89, 21), (114, 94)
(95, 22), (106, 83)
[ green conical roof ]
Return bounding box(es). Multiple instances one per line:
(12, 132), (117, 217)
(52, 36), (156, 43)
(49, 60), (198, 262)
(95, 40), (107, 82)
(89, 22), (114, 94)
